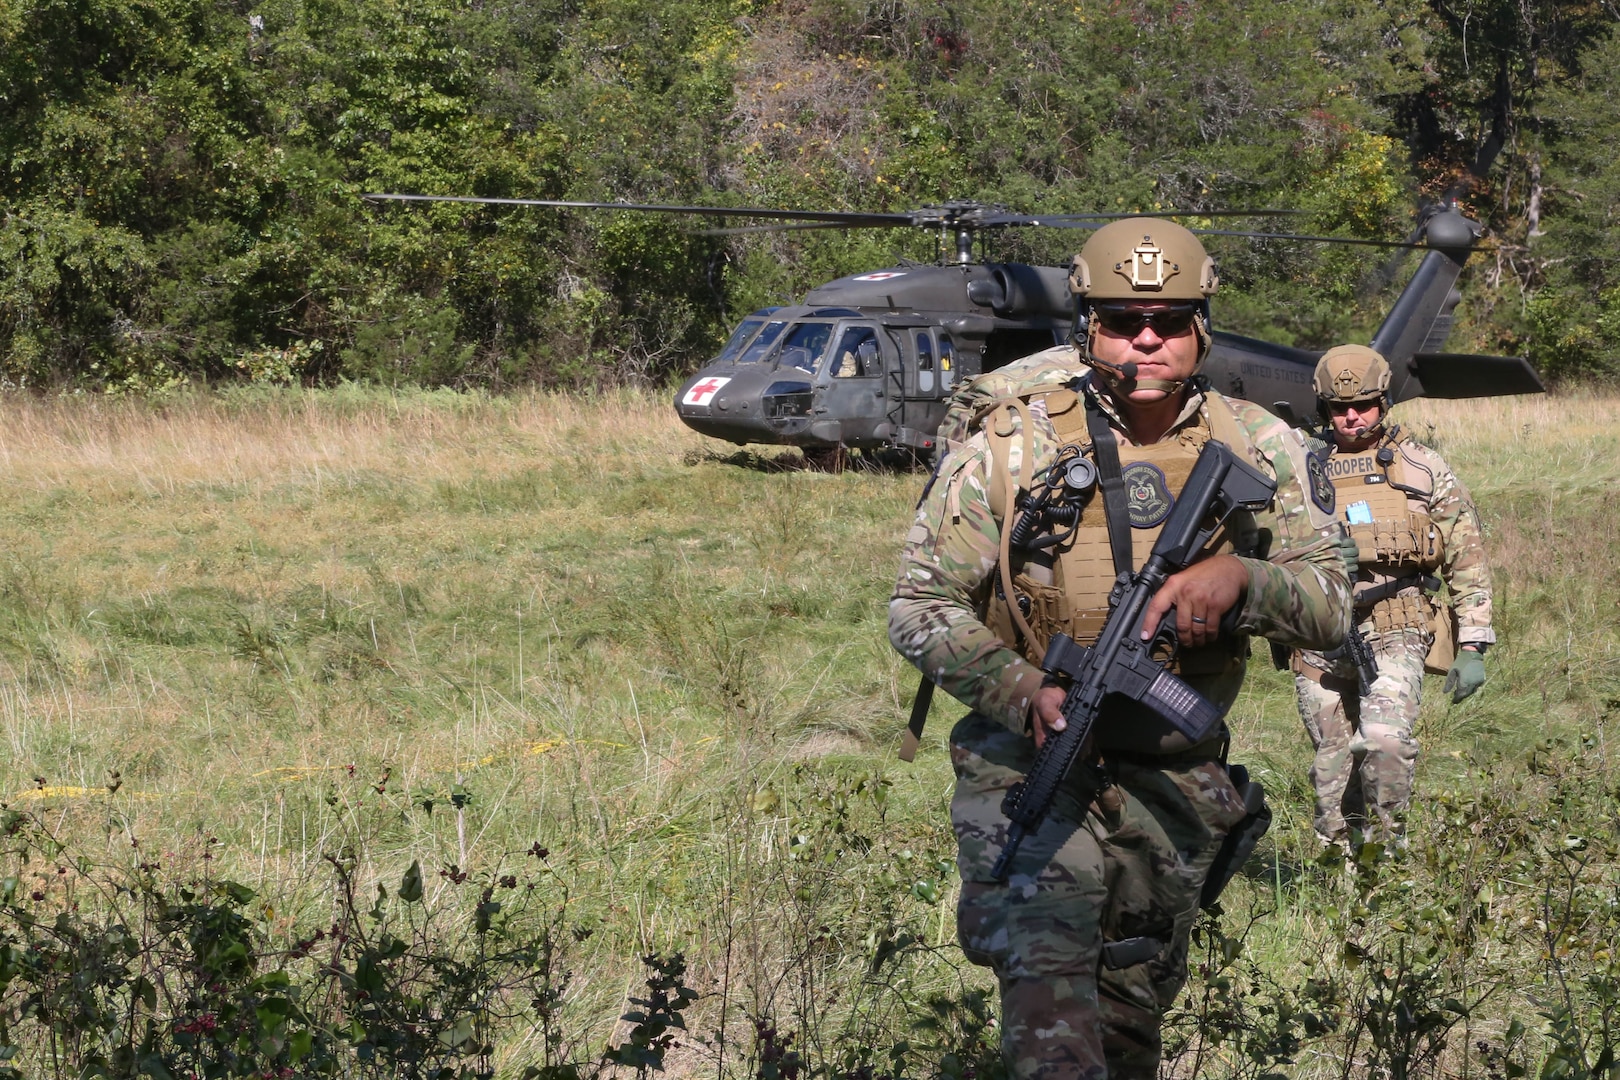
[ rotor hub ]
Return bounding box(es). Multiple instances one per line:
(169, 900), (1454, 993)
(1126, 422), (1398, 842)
(906, 202), (1012, 265)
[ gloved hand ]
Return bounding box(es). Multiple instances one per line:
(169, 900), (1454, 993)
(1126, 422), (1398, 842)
(1333, 528), (1360, 578)
(1443, 649), (1486, 703)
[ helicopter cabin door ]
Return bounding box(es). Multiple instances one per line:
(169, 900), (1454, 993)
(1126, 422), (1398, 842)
(813, 322), (890, 444)
(884, 328), (956, 450)
(911, 329), (957, 396)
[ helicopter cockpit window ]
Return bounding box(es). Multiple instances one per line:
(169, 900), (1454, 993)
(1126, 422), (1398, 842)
(832, 327), (881, 377)
(716, 317), (768, 363)
(939, 333), (955, 388)
(776, 321), (834, 372)
(737, 320), (789, 364)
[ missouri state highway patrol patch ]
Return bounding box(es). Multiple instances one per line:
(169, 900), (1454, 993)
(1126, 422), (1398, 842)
(1122, 461), (1174, 527)
(1307, 450), (1336, 515)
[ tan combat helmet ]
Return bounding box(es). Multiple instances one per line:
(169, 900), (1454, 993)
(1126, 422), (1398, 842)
(1067, 218), (1220, 391)
(1313, 344), (1392, 405)
(1313, 344), (1392, 434)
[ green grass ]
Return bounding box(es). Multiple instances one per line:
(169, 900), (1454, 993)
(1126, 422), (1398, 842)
(2, 385), (1619, 1078)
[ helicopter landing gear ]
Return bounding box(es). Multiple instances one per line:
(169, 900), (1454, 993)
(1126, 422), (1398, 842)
(800, 445), (933, 472)
(800, 445), (847, 473)
(871, 445), (936, 472)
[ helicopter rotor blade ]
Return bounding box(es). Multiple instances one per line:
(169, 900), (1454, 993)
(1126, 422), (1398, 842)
(695, 221), (901, 236)
(363, 192), (912, 226)
(368, 194), (1453, 250)
(1022, 209), (1309, 221)
(701, 208), (1312, 234)
(1364, 208), (1444, 295)
(920, 209), (1309, 228)
(1185, 226), (1473, 250)
(1016, 218), (1476, 251)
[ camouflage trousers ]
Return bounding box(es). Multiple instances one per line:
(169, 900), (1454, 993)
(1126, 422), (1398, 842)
(949, 712), (1248, 1080)
(1294, 627), (1429, 846)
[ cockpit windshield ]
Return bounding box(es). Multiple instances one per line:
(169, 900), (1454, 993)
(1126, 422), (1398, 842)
(737, 321), (788, 364)
(775, 322), (834, 372)
(715, 317), (768, 363)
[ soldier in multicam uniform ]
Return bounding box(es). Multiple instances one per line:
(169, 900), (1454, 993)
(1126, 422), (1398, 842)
(1289, 345), (1494, 849)
(889, 219), (1352, 1080)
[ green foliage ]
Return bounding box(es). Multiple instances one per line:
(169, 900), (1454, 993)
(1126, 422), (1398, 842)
(3, 0), (1619, 387)
(0, 0), (734, 388)
(0, 202), (152, 384)
(602, 954), (698, 1074)
(0, 808), (579, 1079)
(1525, 286), (1620, 383)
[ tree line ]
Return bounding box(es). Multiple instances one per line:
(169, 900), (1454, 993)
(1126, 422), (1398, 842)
(2, 0), (1616, 391)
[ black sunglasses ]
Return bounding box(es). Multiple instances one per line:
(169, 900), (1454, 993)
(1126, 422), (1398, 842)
(1091, 304), (1199, 338)
(1326, 398), (1381, 414)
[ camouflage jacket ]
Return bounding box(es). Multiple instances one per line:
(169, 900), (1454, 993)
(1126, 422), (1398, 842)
(889, 374), (1353, 735)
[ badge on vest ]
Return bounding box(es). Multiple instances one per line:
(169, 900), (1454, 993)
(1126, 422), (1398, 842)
(1306, 452), (1336, 515)
(1122, 461), (1174, 527)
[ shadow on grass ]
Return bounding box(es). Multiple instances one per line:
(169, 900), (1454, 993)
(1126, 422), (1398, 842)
(683, 446), (933, 474)
(683, 448), (808, 472)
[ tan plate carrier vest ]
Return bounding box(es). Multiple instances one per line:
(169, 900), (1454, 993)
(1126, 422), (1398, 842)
(977, 386), (1263, 682)
(1318, 427), (1455, 674)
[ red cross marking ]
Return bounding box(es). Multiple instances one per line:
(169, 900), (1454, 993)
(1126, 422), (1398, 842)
(683, 376), (730, 406)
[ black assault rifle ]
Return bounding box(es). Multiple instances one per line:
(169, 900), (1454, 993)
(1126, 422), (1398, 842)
(990, 439), (1278, 882)
(1342, 624), (1379, 697)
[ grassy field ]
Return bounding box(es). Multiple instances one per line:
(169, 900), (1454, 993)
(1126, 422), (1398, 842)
(1, 385), (1618, 1078)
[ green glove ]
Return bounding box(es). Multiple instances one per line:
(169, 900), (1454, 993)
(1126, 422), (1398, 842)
(1443, 649), (1486, 703)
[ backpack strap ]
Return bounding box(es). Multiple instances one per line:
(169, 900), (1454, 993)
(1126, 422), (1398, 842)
(986, 398), (1039, 650)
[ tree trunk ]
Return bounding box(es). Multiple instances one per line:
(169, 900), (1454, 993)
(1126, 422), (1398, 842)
(1527, 156), (1545, 238)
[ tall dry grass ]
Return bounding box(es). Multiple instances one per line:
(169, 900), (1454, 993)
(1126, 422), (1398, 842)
(0, 385), (1617, 1078)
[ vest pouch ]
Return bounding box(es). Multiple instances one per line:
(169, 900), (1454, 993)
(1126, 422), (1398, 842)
(1425, 603), (1459, 675)
(1368, 590), (1431, 636)
(1355, 519), (1415, 565)
(1011, 573), (1066, 653)
(1009, 574), (1115, 654)
(1016, 572), (1241, 680)
(1376, 520), (1402, 562)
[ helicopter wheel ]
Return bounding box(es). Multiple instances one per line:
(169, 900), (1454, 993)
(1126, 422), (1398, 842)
(801, 445), (846, 473)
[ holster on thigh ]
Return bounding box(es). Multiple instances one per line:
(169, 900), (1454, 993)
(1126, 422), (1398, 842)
(1096, 759), (1248, 1011)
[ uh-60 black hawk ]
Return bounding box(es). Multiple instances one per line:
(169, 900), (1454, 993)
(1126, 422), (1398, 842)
(365, 195), (1544, 459)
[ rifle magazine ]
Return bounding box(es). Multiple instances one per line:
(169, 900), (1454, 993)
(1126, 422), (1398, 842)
(1141, 669), (1223, 743)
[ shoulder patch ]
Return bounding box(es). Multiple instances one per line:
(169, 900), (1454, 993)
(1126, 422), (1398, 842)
(1306, 451), (1336, 515)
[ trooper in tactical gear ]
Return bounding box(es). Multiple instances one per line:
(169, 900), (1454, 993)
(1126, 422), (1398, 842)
(889, 219), (1352, 1080)
(1289, 344), (1496, 851)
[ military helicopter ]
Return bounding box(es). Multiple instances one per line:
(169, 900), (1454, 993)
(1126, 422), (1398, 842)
(365, 195), (1544, 458)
